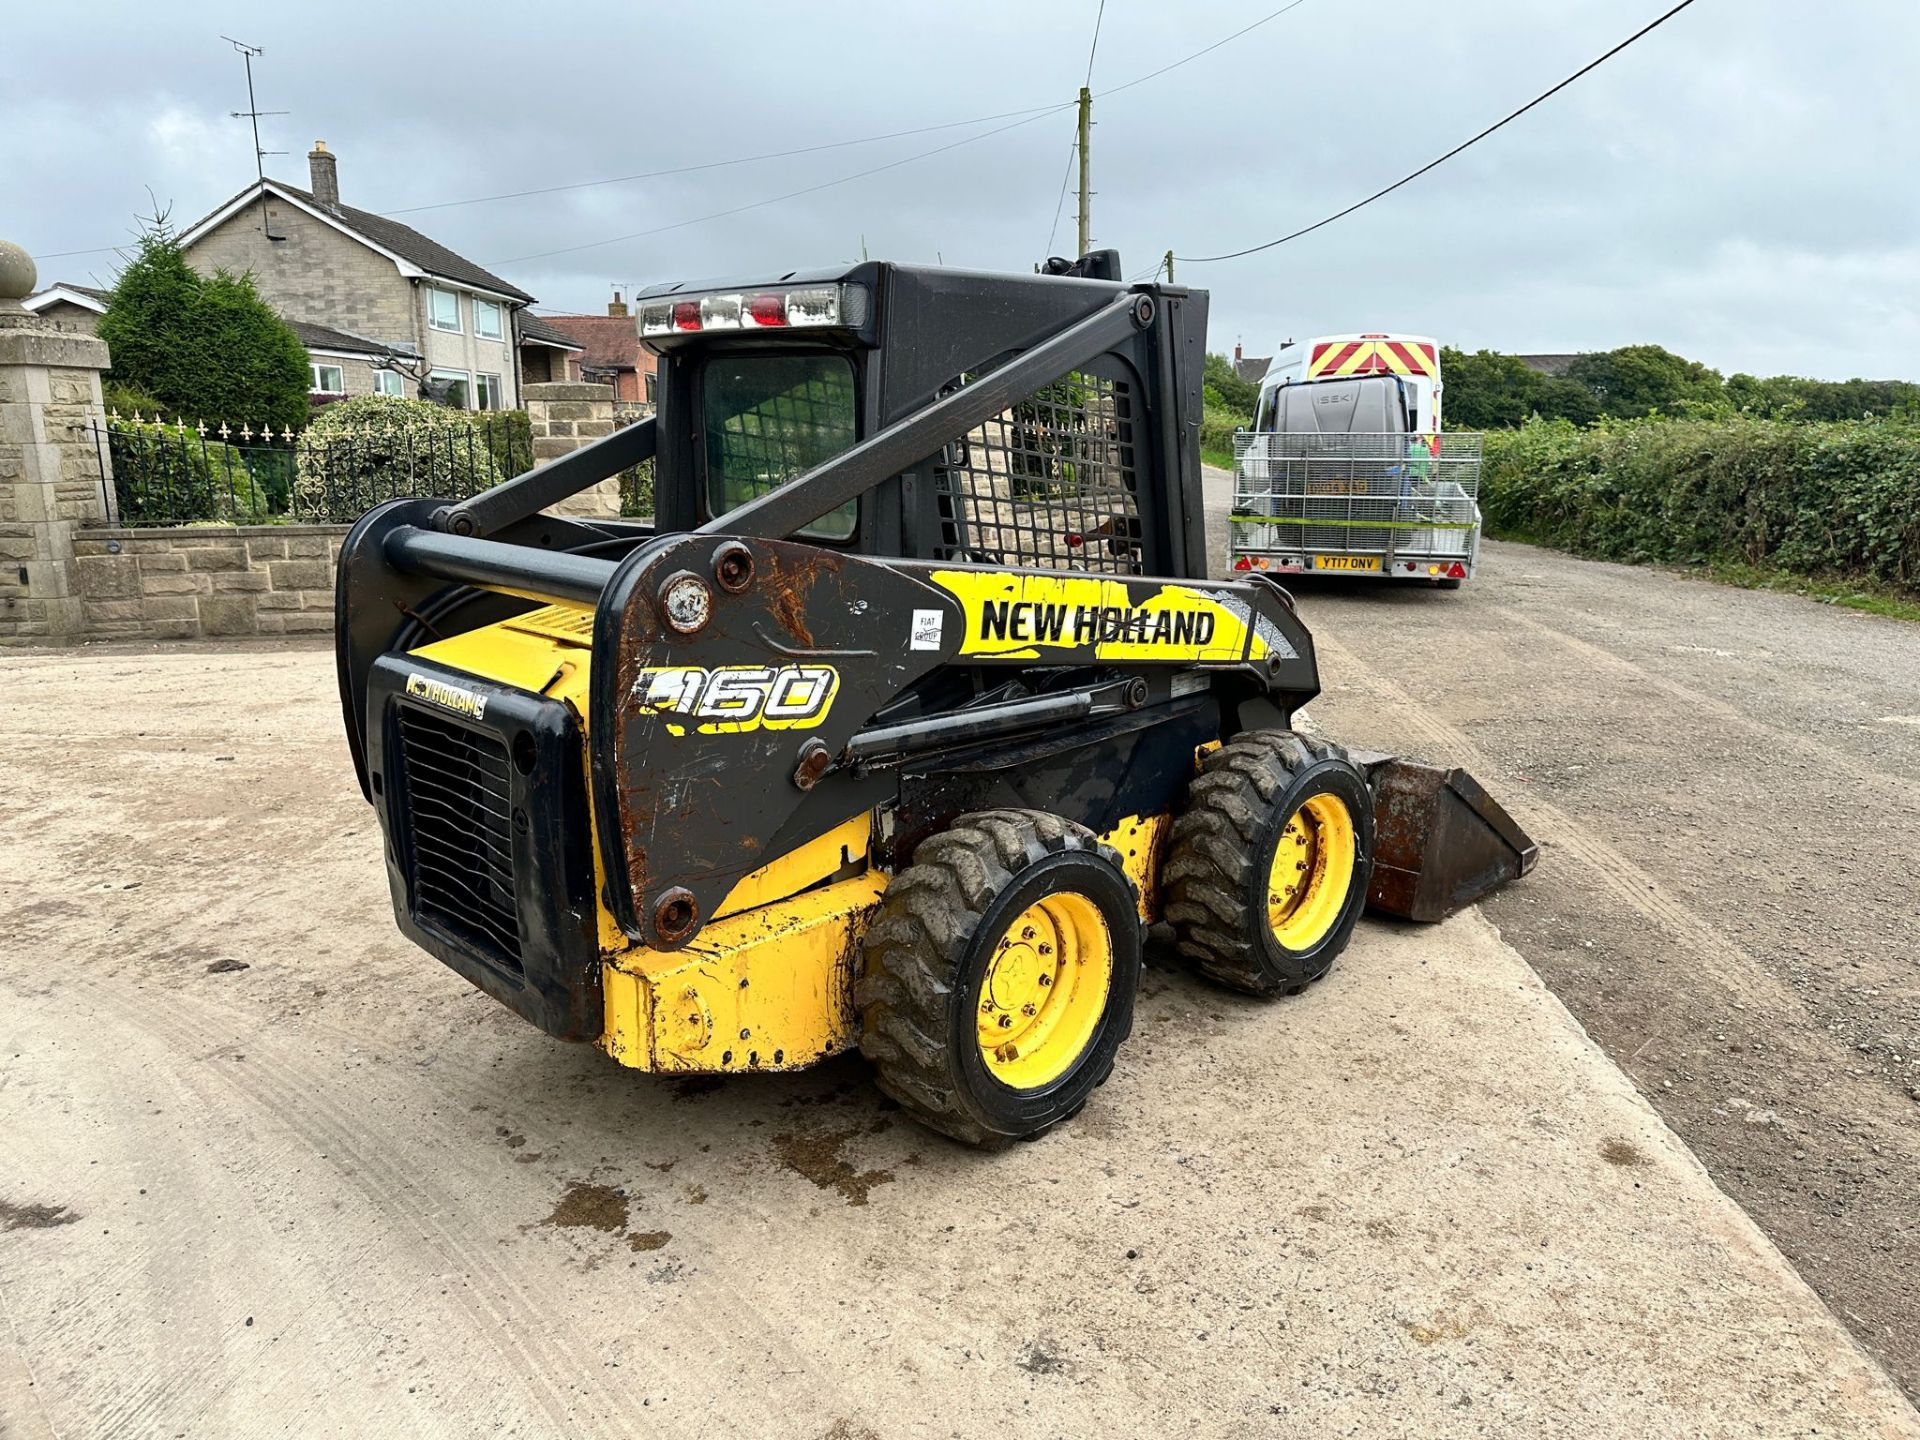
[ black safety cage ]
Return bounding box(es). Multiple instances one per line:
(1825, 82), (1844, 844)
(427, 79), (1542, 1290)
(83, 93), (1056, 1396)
(411, 254), (1207, 570)
(338, 253), (1217, 785)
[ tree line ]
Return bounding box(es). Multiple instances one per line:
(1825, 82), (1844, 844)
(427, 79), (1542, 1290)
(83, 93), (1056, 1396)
(1441, 344), (1920, 430)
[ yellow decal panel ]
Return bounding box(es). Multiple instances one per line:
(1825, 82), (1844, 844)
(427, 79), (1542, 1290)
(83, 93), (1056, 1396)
(930, 570), (1269, 664)
(632, 663), (839, 736)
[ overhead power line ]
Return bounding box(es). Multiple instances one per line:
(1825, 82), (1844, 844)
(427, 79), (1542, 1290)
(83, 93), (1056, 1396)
(501, 0), (1318, 271)
(386, 104), (1074, 217)
(1173, 0), (1703, 266)
(31, 1), (1317, 271)
(486, 106), (1070, 267)
(1045, 0), (1107, 257)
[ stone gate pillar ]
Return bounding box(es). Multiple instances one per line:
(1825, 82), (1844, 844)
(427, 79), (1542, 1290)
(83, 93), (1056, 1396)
(524, 380), (622, 520)
(0, 238), (114, 645)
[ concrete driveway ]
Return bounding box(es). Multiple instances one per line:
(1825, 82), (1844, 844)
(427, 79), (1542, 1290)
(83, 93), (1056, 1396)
(3, 641), (1915, 1438)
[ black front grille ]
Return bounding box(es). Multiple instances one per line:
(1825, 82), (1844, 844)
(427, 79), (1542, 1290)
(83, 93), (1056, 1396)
(395, 706), (524, 972)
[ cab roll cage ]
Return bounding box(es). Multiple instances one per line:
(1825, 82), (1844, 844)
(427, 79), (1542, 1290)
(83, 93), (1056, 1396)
(393, 289), (1160, 602)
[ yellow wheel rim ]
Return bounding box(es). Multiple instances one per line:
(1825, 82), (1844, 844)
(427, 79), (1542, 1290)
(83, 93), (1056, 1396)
(1267, 792), (1358, 951)
(976, 892), (1113, 1090)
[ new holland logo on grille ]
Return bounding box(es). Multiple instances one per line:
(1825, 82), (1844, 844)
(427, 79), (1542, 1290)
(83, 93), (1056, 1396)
(633, 664), (839, 736)
(406, 672), (489, 721)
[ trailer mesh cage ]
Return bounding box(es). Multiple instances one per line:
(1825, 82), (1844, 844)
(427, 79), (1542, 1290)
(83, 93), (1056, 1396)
(394, 705), (524, 972)
(931, 370), (1143, 574)
(1230, 431), (1483, 565)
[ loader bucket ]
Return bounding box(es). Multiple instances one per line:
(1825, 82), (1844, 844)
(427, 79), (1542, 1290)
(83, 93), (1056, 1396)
(1350, 751), (1539, 922)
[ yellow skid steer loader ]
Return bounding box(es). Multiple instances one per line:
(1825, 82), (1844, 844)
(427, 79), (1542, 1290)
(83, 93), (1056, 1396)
(334, 251), (1535, 1146)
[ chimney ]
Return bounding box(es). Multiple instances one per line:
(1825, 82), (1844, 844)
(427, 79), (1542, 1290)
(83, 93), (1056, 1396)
(1233, 342), (1243, 362)
(607, 289), (628, 318)
(309, 141), (339, 211)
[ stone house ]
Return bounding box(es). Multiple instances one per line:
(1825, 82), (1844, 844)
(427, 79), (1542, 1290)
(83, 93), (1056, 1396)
(21, 282), (108, 334)
(175, 141), (541, 410)
(517, 313), (585, 386)
(535, 291), (657, 407)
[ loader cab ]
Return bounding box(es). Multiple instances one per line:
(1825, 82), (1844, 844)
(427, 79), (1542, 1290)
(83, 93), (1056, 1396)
(633, 261), (1213, 581)
(635, 274), (879, 546)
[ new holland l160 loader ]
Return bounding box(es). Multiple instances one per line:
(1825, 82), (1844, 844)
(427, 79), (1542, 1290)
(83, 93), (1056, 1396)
(334, 250), (1535, 1147)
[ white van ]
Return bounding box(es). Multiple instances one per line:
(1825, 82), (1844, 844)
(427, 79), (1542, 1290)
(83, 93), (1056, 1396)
(1232, 333), (1480, 587)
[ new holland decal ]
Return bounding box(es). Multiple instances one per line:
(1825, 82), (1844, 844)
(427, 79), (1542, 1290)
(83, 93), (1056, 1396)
(405, 672), (489, 721)
(632, 664), (839, 736)
(927, 571), (1295, 664)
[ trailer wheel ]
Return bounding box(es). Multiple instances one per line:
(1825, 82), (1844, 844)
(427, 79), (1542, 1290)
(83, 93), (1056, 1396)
(856, 809), (1141, 1148)
(1163, 731), (1374, 996)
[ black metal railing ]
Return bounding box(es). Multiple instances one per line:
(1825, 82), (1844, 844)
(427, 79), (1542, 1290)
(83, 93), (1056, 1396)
(88, 411), (535, 527)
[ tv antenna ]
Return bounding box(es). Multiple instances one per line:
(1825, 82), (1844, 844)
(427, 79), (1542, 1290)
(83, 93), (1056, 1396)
(223, 37), (288, 241)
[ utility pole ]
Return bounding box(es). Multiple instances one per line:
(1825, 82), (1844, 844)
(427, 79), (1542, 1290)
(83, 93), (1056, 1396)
(223, 36), (287, 241)
(1164, 250), (1175, 284)
(1075, 86), (1092, 259)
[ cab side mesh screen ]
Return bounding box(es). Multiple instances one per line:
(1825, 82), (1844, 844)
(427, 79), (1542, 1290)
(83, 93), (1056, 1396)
(931, 370), (1142, 574)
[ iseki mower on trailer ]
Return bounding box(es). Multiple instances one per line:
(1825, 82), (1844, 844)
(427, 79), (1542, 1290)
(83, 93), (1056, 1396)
(334, 251), (1535, 1147)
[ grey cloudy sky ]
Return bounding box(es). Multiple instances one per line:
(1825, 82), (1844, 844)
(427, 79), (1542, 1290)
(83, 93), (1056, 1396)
(9, 1), (1915, 381)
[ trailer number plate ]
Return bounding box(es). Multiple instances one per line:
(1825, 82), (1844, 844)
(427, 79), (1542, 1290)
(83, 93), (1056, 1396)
(1314, 555), (1380, 572)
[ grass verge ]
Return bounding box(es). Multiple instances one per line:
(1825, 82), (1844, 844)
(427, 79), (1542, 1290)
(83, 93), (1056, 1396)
(1489, 527), (1920, 624)
(1691, 560), (1920, 623)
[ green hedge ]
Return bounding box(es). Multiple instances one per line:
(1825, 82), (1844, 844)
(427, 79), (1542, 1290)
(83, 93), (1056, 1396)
(1481, 416), (1920, 587)
(109, 423), (268, 525)
(293, 395), (504, 522)
(1199, 404), (1243, 463)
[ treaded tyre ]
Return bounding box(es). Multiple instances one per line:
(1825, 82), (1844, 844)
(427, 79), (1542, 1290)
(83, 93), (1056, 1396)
(1163, 730), (1374, 996)
(856, 809), (1142, 1148)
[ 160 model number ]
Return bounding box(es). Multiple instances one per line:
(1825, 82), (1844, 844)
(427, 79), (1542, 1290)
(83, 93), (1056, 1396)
(632, 664), (839, 735)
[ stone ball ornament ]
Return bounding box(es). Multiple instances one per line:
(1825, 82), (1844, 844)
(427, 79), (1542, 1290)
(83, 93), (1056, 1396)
(0, 239), (37, 303)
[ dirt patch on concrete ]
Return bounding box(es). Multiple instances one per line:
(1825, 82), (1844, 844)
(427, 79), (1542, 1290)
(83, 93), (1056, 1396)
(538, 1181), (629, 1234)
(0, 1199), (79, 1231)
(773, 1127), (895, 1206)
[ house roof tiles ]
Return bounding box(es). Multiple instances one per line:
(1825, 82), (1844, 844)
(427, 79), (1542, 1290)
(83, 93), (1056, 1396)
(530, 313), (644, 372)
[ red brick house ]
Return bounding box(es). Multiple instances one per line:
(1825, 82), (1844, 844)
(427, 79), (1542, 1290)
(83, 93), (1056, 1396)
(535, 292), (657, 406)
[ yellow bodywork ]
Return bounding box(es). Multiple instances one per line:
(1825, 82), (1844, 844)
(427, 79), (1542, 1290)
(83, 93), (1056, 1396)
(408, 603), (1171, 1075)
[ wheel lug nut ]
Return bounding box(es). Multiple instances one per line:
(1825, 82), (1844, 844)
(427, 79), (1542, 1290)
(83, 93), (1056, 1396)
(1038, 943), (1052, 955)
(997, 1015), (1012, 1029)
(1021, 926), (1035, 940)
(1021, 1003), (1037, 1017)
(1038, 974), (1052, 987)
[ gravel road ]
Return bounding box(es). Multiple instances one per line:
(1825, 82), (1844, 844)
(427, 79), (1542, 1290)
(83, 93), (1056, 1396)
(1199, 466), (1920, 1396)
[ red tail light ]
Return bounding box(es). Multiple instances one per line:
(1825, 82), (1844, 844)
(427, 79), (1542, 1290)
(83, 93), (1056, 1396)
(744, 293), (787, 327)
(1448, 562), (1467, 578)
(1232, 556), (1252, 571)
(671, 301), (701, 331)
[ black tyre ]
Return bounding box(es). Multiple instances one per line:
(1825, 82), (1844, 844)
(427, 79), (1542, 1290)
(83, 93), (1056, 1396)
(856, 809), (1142, 1148)
(1163, 730), (1374, 996)
(1434, 577), (1463, 591)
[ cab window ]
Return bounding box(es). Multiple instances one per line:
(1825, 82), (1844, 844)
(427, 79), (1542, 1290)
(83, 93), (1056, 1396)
(701, 354), (858, 540)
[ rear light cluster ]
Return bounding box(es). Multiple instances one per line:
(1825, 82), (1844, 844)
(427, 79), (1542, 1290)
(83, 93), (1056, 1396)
(638, 283), (869, 337)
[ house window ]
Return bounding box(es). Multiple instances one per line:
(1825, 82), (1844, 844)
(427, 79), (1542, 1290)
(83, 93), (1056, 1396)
(428, 288), (461, 333)
(475, 373), (504, 411)
(429, 368), (472, 409)
(372, 369), (406, 398)
(645, 372), (657, 404)
(474, 298), (503, 340)
(310, 362), (346, 395)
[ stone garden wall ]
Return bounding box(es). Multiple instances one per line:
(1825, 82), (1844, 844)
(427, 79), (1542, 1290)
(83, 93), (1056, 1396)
(69, 525), (345, 640)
